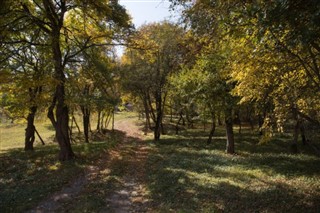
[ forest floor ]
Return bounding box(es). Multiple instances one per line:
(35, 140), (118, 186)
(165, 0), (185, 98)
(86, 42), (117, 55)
(1, 112), (320, 212)
(27, 115), (152, 213)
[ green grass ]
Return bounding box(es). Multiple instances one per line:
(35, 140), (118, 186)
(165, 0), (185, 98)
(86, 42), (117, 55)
(0, 111), (136, 212)
(1, 113), (320, 212)
(146, 126), (320, 212)
(0, 130), (122, 213)
(0, 120), (55, 151)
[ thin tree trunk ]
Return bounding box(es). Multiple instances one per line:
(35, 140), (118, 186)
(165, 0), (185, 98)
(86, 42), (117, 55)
(101, 112), (105, 129)
(35, 127), (45, 145)
(97, 110), (101, 131)
(112, 109), (115, 131)
(81, 107), (90, 143)
(291, 108), (299, 153)
(70, 113), (73, 137)
(300, 123), (307, 145)
(217, 112), (222, 126)
(142, 95), (151, 130)
(147, 92), (156, 123)
(72, 116), (81, 133)
(258, 114), (264, 135)
(170, 102), (173, 123)
(154, 90), (162, 141)
(207, 112), (216, 145)
(105, 110), (112, 129)
(161, 93), (167, 135)
(225, 107), (235, 154)
(175, 111), (183, 135)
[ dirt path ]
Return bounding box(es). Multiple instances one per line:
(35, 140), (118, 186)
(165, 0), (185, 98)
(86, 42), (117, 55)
(27, 117), (151, 213)
(105, 119), (151, 212)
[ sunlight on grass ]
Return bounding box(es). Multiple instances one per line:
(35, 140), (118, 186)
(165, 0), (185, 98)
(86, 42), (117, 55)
(147, 126), (320, 212)
(48, 162), (61, 171)
(0, 129), (123, 212)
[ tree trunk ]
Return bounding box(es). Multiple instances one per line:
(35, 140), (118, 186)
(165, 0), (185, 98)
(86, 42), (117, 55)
(291, 108), (299, 153)
(101, 112), (105, 129)
(97, 110), (101, 131)
(147, 92), (156, 123)
(300, 121), (307, 145)
(154, 91), (162, 141)
(25, 106), (37, 151)
(72, 115), (81, 133)
(112, 109), (115, 131)
(142, 95), (151, 130)
(161, 93), (167, 135)
(170, 102), (173, 122)
(51, 27), (74, 160)
(81, 107), (90, 143)
(56, 84), (74, 160)
(258, 114), (264, 135)
(217, 112), (222, 126)
(225, 107), (235, 154)
(207, 112), (216, 145)
(175, 111), (183, 135)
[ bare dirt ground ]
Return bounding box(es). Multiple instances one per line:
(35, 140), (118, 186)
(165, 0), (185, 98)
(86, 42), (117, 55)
(27, 117), (151, 213)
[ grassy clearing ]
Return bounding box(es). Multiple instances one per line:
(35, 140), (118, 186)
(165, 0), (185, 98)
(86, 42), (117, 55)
(0, 120), (55, 151)
(146, 126), (320, 212)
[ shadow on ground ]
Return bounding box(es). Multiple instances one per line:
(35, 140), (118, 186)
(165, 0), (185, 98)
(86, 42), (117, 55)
(145, 126), (320, 212)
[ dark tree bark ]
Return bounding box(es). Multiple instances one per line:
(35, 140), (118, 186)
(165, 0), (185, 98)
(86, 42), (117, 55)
(225, 107), (235, 154)
(175, 111), (183, 135)
(217, 112), (222, 126)
(97, 110), (101, 131)
(207, 112), (216, 145)
(291, 108), (300, 153)
(300, 122), (307, 145)
(161, 93), (167, 135)
(235, 109), (242, 134)
(25, 86), (42, 151)
(25, 106), (37, 151)
(72, 115), (81, 133)
(142, 94), (152, 130)
(47, 1), (74, 160)
(154, 90), (162, 141)
(147, 92), (156, 123)
(112, 109), (115, 131)
(258, 114), (264, 135)
(81, 106), (90, 143)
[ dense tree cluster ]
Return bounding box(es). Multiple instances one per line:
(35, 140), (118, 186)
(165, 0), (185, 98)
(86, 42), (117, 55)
(122, 0), (320, 153)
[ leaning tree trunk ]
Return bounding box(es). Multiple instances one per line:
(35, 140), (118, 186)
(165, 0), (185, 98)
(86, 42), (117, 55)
(25, 106), (37, 151)
(225, 106), (235, 154)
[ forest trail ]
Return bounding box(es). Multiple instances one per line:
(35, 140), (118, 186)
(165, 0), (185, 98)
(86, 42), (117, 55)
(28, 116), (151, 213)
(105, 118), (151, 212)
